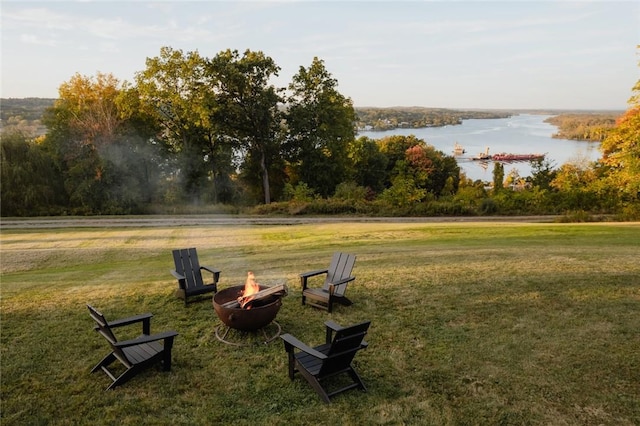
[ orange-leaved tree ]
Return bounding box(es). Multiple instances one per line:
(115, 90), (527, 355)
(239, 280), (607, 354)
(600, 74), (640, 205)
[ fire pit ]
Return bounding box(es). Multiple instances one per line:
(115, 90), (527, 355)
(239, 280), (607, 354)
(212, 273), (287, 346)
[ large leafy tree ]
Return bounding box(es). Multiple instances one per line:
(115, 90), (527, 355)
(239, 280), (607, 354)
(378, 134), (424, 188)
(599, 78), (640, 204)
(406, 144), (460, 196)
(43, 72), (159, 214)
(135, 47), (232, 203)
(207, 49), (283, 204)
(285, 57), (357, 197)
(377, 135), (459, 204)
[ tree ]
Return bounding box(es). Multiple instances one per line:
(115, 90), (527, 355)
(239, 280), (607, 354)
(42, 72), (165, 214)
(207, 49), (283, 204)
(599, 79), (640, 203)
(529, 157), (557, 190)
(378, 134), (423, 189)
(550, 162), (600, 211)
(135, 47), (228, 203)
(0, 132), (66, 216)
(492, 162), (504, 193)
(115, 84), (169, 205)
(347, 136), (388, 193)
(43, 73), (122, 213)
(378, 135), (459, 197)
(285, 57), (357, 197)
(406, 144), (460, 196)
(379, 164), (427, 208)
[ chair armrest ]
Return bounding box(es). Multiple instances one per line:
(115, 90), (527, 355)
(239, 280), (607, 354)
(115, 331), (179, 348)
(200, 266), (221, 283)
(106, 313), (153, 328)
(170, 270), (185, 280)
(300, 268), (329, 279)
(201, 266), (221, 274)
(281, 334), (327, 360)
(325, 320), (343, 332)
(324, 320), (343, 343)
(328, 276), (355, 296)
(329, 276), (355, 286)
(300, 268), (329, 290)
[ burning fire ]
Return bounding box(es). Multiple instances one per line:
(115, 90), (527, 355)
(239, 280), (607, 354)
(239, 271), (261, 309)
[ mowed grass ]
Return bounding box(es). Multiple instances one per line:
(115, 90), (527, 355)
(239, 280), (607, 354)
(1, 220), (639, 425)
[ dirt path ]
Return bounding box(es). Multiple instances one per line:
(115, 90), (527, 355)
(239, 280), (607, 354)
(0, 215), (558, 229)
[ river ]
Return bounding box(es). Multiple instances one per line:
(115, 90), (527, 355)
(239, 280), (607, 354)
(357, 114), (602, 182)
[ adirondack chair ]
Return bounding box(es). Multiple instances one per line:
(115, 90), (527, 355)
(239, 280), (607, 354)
(281, 320), (371, 403)
(87, 304), (178, 390)
(300, 252), (356, 312)
(171, 248), (221, 305)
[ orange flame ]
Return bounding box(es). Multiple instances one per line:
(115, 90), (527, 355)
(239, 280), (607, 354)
(239, 271), (260, 309)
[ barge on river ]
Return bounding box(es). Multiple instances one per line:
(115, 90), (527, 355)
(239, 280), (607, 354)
(471, 147), (545, 162)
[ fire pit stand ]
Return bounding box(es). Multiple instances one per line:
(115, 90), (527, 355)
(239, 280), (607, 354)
(214, 321), (281, 346)
(212, 284), (284, 346)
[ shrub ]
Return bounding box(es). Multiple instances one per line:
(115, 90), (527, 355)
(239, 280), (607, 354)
(283, 182), (317, 202)
(556, 210), (596, 223)
(481, 198), (498, 214)
(332, 181), (368, 202)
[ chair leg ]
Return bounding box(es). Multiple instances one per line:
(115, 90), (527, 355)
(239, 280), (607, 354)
(106, 367), (138, 390)
(91, 352), (116, 373)
(162, 351), (172, 371)
(297, 366), (331, 404)
(287, 352), (296, 380)
(348, 367), (367, 392)
(162, 338), (175, 371)
(336, 296), (353, 306)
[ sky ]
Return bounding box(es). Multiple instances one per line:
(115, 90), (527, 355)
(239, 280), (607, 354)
(1, 1), (639, 110)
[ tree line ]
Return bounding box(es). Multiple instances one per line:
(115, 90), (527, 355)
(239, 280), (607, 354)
(355, 107), (511, 131)
(545, 113), (620, 142)
(1, 46), (639, 219)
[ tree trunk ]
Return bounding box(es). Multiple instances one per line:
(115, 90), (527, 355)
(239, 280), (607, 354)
(261, 149), (270, 204)
(208, 134), (218, 204)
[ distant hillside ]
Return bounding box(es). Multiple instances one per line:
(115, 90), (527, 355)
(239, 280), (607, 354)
(0, 98), (623, 139)
(1, 98), (56, 121)
(1, 98), (56, 136)
(354, 107), (625, 133)
(545, 112), (621, 141)
(355, 107), (513, 131)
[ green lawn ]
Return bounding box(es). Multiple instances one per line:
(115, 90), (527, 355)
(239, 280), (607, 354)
(1, 220), (639, 425)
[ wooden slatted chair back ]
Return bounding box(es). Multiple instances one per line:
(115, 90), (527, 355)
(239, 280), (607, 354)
(320, 321), (370, 377)
(88, 304), (118, 345)
(87, 305), (133, 368)
(323, 252), (356, 297)
(172, 248), (205, 291)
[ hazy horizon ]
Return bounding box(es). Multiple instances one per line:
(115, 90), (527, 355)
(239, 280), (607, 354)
(0, 97), (627, 113)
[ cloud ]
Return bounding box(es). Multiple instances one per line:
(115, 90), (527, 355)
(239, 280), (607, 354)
(19, 33), (58, 47)
(3, 5), (221, 47)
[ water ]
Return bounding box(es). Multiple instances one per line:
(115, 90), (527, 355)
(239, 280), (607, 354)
(357, 114), (602, 182)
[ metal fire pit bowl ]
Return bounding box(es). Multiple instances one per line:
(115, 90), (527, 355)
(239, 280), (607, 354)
(213, 284), (283, 345)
